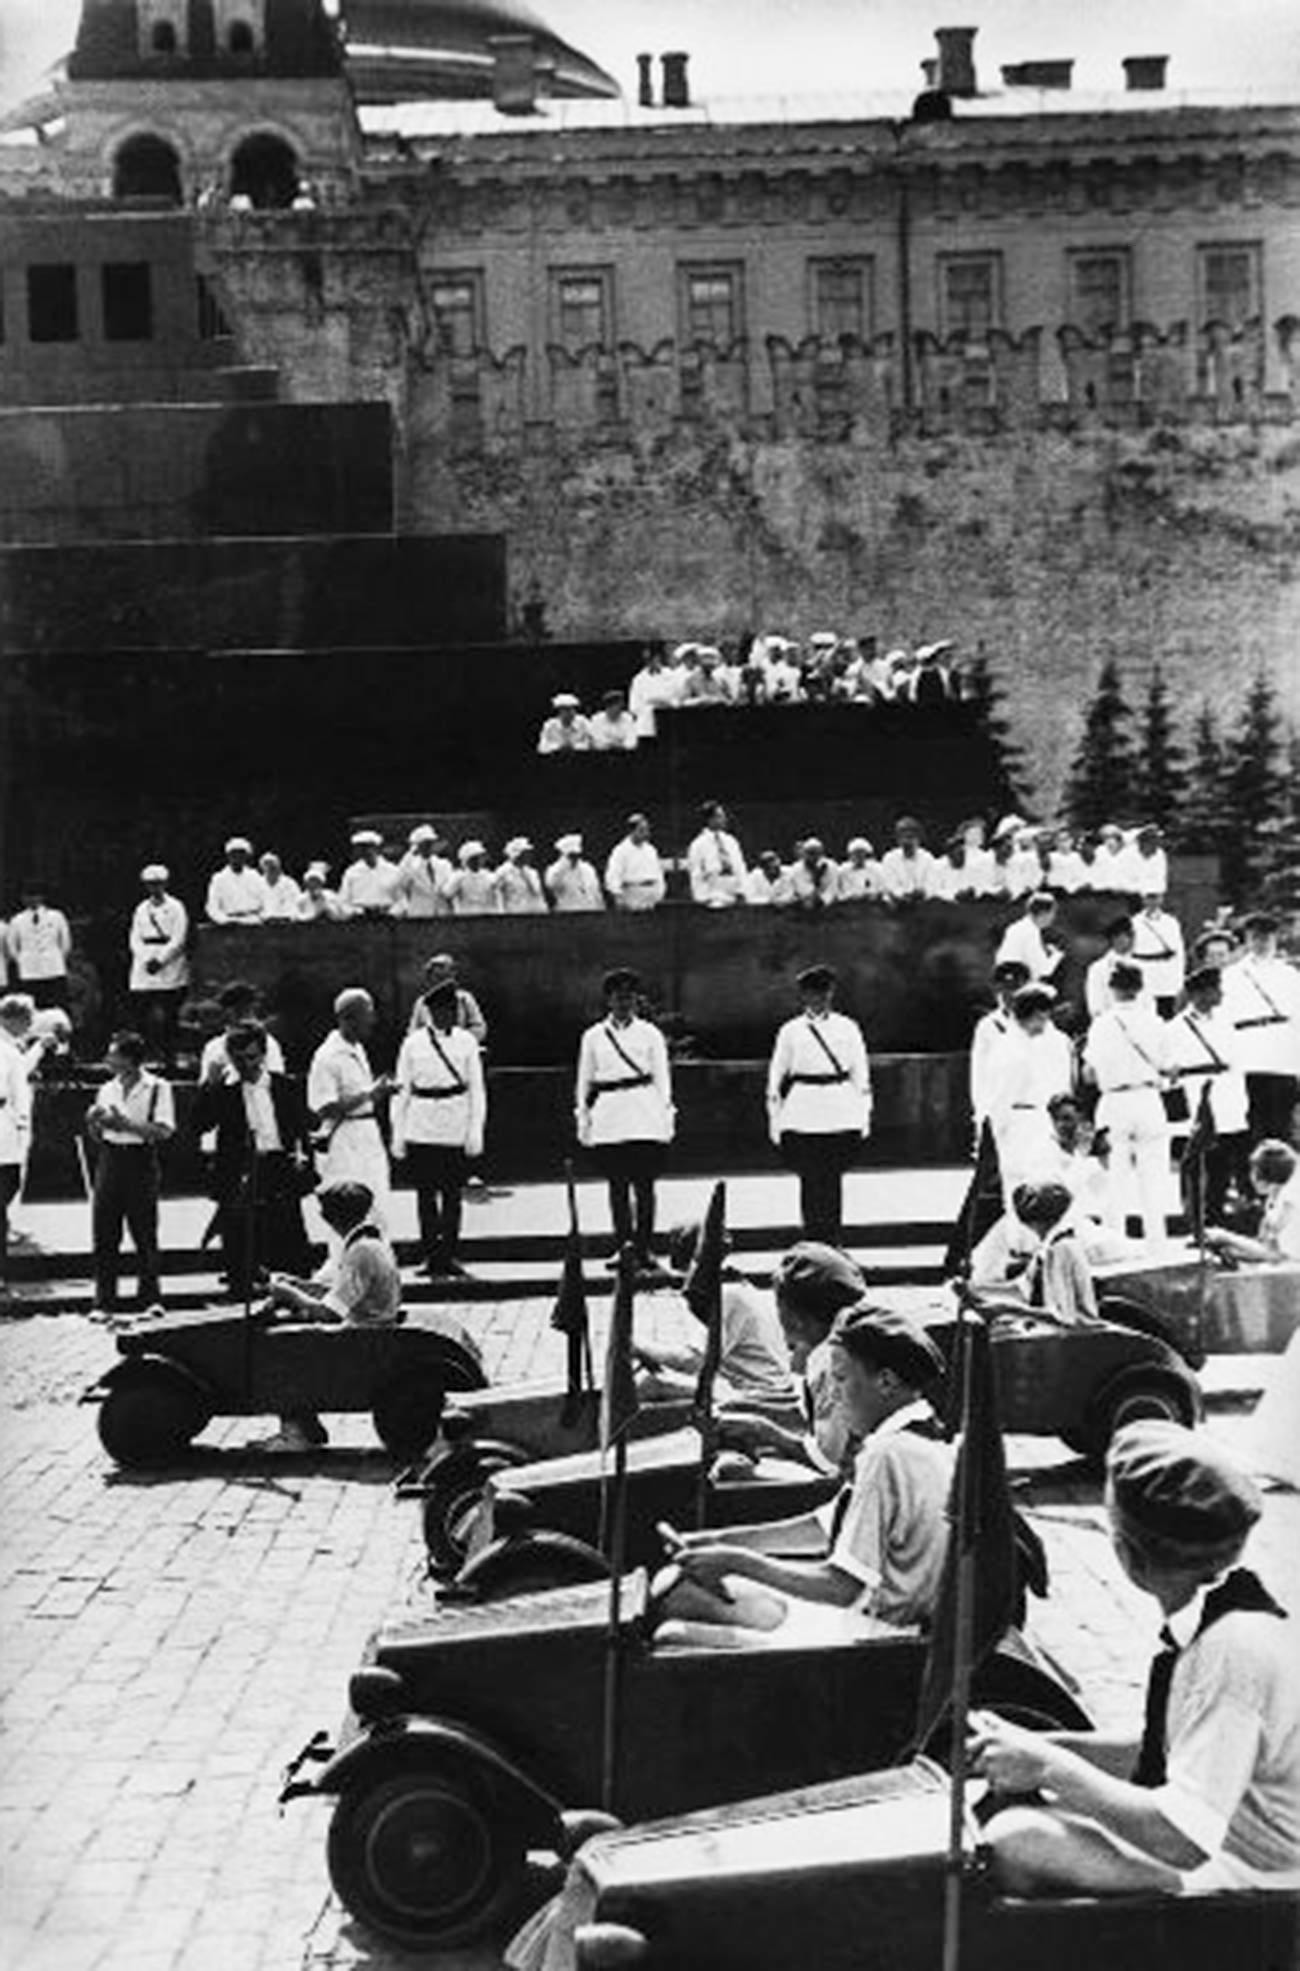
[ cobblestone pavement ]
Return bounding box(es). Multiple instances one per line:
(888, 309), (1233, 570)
(1, 1298), (1295, 1971)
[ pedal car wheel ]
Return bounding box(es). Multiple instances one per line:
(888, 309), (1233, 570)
(372, 1374), (450, 1462)
(422, 1449), (529, 1577)
(1084, 1367), (1197, 1459)
(97, 1368), (211, 1469)
(326, 1760), (526, 1949)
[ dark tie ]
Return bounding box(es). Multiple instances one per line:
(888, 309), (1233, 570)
(1132, 1570), (1285, 1787)
(1026, 1250), (1047, 1309)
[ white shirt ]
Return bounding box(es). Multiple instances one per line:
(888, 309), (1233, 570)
(537, 715), (593, 754)
(745, 866), (794, 907)
(1091, 842), (1141, 892)
(0, 1031), (32, 1167)
(995, 916), (1062, 981)
(307, 1031), (379, 1138)
(88, 1071), (175, 1147)
(393, 851), (453, 919)
(259, 875), (302, 922)
(241, 1074), (282, 1153)
(767, 1011), (872, 1139)
(835, 860), (878, 902)
(128, 894), (190, 992)
(1084, 1001), (1171, 1096)
(1165, 1007), (1249, 1134)
(1085, 950), (1151, 1020)
(605, 839), (666, 910)
(198, 1030), (286, 1082)
(206, 864), (268, 925)
(296, 886), (344, 921)
(628, 664), (682, 738)
(987, 1025), (1075, 1135)
(875, 846), (943, 901)
(575, 1016), (674, 1148)
(338, 857), (401, 917)
(444, 868), (501, 916)
(1044, 848), (1089, 893)
(1130, 908), (1186, 1000)
(495, 862), (549, 915)
(7, 907), (70, 981)
(1227, 955), (1300, 1077)
(1128, 846), (1169, 896)
(819, 1404), (954, 1625)
(545, 858), (604, 912)
(969, 1007), (1014, 1127)
(392, 1026), (486, 1157)
(789, 859), (841, 909)
(588, 710), (639, 752)
(687, 828), (747, 908)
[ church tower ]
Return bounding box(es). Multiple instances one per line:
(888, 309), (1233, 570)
(28, 0), (359, 205)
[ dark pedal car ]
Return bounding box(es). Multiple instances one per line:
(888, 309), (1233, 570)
(552, 1756), (1300, 1971)
(1095, 1252), (1300, 1357)
(454, 1314), (1202, 1593)
(281, 1572), (1091, 1953)
(83, 1303), (486, 1468)
(397, 1382), (697, 1576)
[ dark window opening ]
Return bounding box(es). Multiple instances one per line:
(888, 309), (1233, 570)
(228, 21), (256, 55)
(102, 262), (154, 342)
(28, 264), (79, 343)
(229, 135), (299, 210)
(113, 134), (183, 204)
(150, 22), (178, 54)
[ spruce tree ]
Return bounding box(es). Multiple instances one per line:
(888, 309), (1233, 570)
(1133, 665), (1187, 834)
(1258, 730), (1300, 915)
(1222, 673), (1291, 901)
(965, 645), (1030, 814)
(1177, 702), (1231, 857)
(1063, 658), (1137, 835)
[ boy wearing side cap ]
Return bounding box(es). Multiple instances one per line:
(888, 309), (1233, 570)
(973, 1420), (1298, 1896)
(717, 1241), (869, 1475)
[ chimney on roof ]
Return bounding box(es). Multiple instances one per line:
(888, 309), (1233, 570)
(920, 56), (939, 86)
(637, 52), (655, 107)
(490, 34), (541, 115)
(934, 26), (978, 98)
(661, 50), (690, 109)
(1123, 54), (1169, 90)
(1001, 59), (1074, 90)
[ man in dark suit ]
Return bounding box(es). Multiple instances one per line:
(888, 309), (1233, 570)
(192, 1020), (314, 1297)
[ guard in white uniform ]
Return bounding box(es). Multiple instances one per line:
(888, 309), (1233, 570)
(206, 837), (268, 925)
(307, 988), (391, 1231)
(994, 892), (1064, 983)
(495, 838), (548, 915)
(604, 814), (666, 911)
(391, 981), (486, 1278)
(1230, 912), (1300, 1144)
(1085, 915), (1152, 1020)
(969, 960), (1031, 1139)
(128, 864), (190, 1068)
(687, 802), (748, 908)
(6, 886), (72, 1010)
(986, 983), (1075, 1202)
(767, 965), (872, 1244)
(575, 969), (674, 1270)
(1130, 895), (1185, 1015)
(394, 826), (453, 919)
(546, 835), (604, 912)
(338, 831), (401, 919)
(1083, 961), (1172, 1245)
(1166, 965), (1250, 1226)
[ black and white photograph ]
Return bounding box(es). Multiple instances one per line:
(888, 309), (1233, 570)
(0, 1), (1298, 1966)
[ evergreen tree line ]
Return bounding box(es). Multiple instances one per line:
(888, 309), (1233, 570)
(968, 655), (1299, 909)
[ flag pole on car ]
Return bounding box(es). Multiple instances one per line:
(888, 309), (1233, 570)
(551, 1160), (594, 1429)
(599, 1242), (640, 1814)
(685, 1181), (727, 1530)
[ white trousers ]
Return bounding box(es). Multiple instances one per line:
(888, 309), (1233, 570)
(1096, 1089), (1168, 1243)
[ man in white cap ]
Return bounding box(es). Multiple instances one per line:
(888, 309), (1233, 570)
(904, 640), (955, 706)
(296, 863), (344, 921)
(1130, 892), (1186, 1017)
(575, 968), (675, 1274)
(495, 838), (548, 915)
(687, 801), (748, 909)
(628, 645), (683, 739)
(307, 987), (391, 1230)
(604, 814), (666, 912)
(128, 865), (190, 1067)
(588, 689), (639, 752)
(338, 831), (400, 919)
(1230, 912), (1300, 1144)
(6, 884), (72, 1011)
(767, 965), (872, 1243)
(788, 838), (840, 911)
(995, 891), (1065, 983)
(835, 839), (878, 903)
(444, 842), (501, 916)
(537, 694), (592, 754)
(206, 838), (268, 925)
(393, 826), (452, 919)
(257, 852), (301, 922)
(391, 978), (487, 1279)
(545, 835), (603, 912)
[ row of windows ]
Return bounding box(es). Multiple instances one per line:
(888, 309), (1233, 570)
(138, 1), (262, 60)
(1, 263), (155, 346)
(431, 245), (1264, 356)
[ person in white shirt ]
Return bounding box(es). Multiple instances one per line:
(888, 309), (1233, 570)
(545, 835), (604, 912)
(969, 959), (1031, 1140)
(835, 838), (878, 903)
(192, 1019), (313, 1297)
(875, 816), (942, 902)
(680, 646), (734, 705)
(307, 989), (391, 1231)
(1128, 825), (1169, 898)
(444, 841), (501, 916)
(495, 838), (548, 915)
(1042, 827), (1089, 894)
(391, 980), (486, 1279)
(408, 956), (489, 1051)
(1083, 961), (1172, 1245)
(753, 634), (803, 704)
(86, 1029), (175, 1311)
(688, 802), (748, 908)
(1230, 912), (1300, 1144)
(628, 647), (682, 739)
(1089, 822), (1139, 893)
(575, 969), (674, 1273)
(587, 689), (639, 752)
(788, 839), (840, 912)
(257, 853), (301, 922)
(605, 814), (666, 912)
(1085, 915), (1150, 1021)
(987, 983), (1075, 1202)
(206, 837), (268, 925)
(197, 982), (287, 1082)
(767, 965), (872, 1244)
(537, 693), (593, 755)
(393, 826), (452, 920)
(632, 1220), (800, 1420)
(6, 886), (72, 1010)
(1207, 1139), (1300, 1267)
(296, 863), (345, 921)
(1166, 964), (1250, 1226)
(989, 827), (1032, 900)
(128, 865), (190, 1069)
(995, 892), (1065, 983)
(0, 1002), (33, 1304)
(1042, 1092), (1116, 1230)
(745, 851), (794, 908)
(338, 831), (401, 919)
(1131, 894), (1186, 1016)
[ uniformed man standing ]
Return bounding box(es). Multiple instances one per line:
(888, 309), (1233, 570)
(687, 802), (748, 909)
(1228, 911), (1300, 1145)
(968, 958), (1030, 1143)
(1130, 892), (1186, 1017)
(128, 864), (190, 1069)
(1082, 961), (1172, 1245)
(575, 969), (674, 1274)
(6, 886), (72, 1010)
(391, 980), (486, 1279)
(307, 988), (391, 1231)
(986, 982), (1075, 1203)
(767, 965), (872, 1243)
(1166, 965), (1250, 1226)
